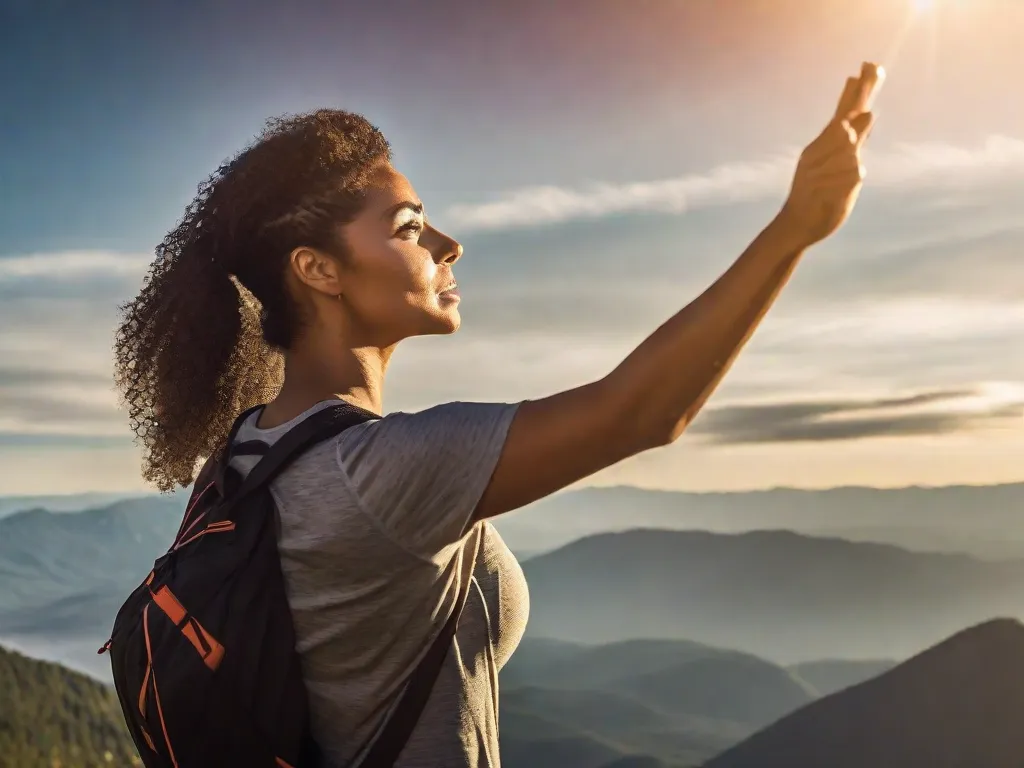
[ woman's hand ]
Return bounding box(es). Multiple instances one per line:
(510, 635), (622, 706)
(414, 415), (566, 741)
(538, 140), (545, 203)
(777, 61), (885, 248)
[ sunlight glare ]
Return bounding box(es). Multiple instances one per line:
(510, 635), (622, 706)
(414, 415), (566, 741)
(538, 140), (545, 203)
(913, 0), (936, 12)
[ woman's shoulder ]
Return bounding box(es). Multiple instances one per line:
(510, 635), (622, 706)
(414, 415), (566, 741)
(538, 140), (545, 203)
(263, 399), (518, 558)
(329, 400), (520, 557)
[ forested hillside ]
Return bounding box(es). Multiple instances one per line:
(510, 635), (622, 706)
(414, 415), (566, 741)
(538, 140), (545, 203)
(0, 646), (138, 768)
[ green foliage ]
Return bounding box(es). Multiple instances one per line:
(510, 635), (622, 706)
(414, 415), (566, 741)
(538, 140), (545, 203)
(0, 646), (139, 768)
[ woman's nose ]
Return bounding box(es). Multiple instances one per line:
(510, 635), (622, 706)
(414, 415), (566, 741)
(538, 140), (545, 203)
(444, 240), (464, 264)
(433, 230), (462, 264)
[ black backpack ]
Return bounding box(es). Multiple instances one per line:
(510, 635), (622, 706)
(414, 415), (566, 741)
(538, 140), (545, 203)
(101, 402), (477, 767)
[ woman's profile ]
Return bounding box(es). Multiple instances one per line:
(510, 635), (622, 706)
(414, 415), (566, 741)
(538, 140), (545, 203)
(113, 63), (883, 767)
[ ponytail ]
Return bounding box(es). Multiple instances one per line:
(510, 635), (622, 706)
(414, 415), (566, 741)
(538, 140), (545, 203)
(114, 199), (282, 491)
(114, 109), (389, 491)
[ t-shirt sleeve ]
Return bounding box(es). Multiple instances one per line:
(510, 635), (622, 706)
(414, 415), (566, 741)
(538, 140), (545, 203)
(336, 401), (520, 557)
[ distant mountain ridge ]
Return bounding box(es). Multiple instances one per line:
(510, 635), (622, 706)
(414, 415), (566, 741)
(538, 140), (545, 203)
(495, 482), (1024, 560)
(0, 495), (184, 671)
(5, 494), (1024, 667)
(0, 492), (154, 518)
(9, 480), (1024, 556)
(521, 528), (1024, 661)
(500, 634), (896, 767)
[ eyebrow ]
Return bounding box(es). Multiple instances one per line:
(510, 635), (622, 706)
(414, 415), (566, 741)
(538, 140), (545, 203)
(382, 201), (425, 220)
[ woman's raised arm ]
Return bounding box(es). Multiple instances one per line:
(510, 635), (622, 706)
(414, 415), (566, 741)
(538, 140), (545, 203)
(475, 62), (884, 520)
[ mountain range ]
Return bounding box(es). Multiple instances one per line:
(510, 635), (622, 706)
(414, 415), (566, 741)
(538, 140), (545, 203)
(7, 480), (1024, 560)
(503, 620), (1024, 766)
(0, 625), (893, 768)
(5, 492), (1024, 668)
(0, 492), (150, 519)
(499, 636), (892, 767)
(4, 491), (1024, 766)
(521, 527), (1024, 661)
(494, 482), (1024, 560)
(0, 496), (184, 679)
(7, 615), (1017, 768)
(0, 496), (183, 626)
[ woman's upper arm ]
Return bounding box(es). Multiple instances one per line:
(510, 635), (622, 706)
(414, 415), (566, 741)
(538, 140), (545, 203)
(473, 377), (650, 521)
(339, 383), (648, 553)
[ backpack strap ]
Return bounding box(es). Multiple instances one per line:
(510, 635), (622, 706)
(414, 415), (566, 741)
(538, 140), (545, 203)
(214, 403), (266, 497)
(358, 524), (485, 768)
(225, 401), (379, 508)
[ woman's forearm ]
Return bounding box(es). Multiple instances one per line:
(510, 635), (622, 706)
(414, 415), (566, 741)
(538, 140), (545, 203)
(604, 213), (808, 448)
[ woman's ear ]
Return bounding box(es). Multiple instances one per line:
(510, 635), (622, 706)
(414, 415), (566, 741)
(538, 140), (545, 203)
(288, 246), (344, 298)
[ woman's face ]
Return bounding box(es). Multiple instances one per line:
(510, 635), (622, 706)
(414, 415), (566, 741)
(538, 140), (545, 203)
(295, 163), (464, 347)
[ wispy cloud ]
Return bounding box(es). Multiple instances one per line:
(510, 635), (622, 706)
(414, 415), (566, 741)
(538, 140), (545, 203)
(445, 157), (792, 231)
(0, 364), (123, 438)
(690, 384), (1024, 445)
(445, 135), (1024, 231)
(0, 251), (149, 281)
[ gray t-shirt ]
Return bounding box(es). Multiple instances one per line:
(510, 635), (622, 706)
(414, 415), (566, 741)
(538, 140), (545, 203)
(229, 399), (529, 768)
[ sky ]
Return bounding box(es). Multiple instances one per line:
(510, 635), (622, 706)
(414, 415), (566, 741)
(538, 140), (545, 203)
(1, 0), (1023, 495)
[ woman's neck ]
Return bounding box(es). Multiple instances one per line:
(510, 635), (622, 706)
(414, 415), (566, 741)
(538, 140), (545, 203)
(259, 342), (392, 428)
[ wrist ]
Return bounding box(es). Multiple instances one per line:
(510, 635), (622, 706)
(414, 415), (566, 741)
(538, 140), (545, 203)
(763, 208), (815, 254)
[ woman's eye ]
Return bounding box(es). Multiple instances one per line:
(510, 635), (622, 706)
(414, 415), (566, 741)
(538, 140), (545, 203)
(397, 221), (423, 237)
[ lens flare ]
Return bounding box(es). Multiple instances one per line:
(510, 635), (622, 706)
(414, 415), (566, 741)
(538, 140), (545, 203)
(913, 0), (936, 11)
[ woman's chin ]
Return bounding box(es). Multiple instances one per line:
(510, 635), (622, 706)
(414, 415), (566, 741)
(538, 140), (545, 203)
(421, 306), (461, 336)
(439, 309), (461, 334)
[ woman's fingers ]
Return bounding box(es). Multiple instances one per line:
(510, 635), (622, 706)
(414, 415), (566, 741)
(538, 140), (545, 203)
(834, 77), (860, 120)
(854, 62), (885, 114)
(833, 63), (884, 123)
(802, 113), (870, 166)
(850, 111), (876, 147)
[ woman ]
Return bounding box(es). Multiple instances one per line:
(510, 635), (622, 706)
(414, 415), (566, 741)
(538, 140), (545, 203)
(114, 63), (882, 767)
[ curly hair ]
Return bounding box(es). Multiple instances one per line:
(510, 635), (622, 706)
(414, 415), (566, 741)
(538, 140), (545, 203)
(114, 109), (392, 492)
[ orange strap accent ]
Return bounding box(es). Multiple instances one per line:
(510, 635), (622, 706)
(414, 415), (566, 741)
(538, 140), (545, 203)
(275, 759), (296, 768)
(143, 603), (180, 768)
(138, 662), (151, 715)
(152, 668), (179, 768)
(140, 726), (157, 752)
(152, 585), (186, 625)
(173, 520), (236, 551)
(175, 480), (215, 544)
(150, 585), (225, 671)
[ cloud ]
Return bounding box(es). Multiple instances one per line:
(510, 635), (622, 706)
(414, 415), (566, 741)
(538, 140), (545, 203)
(0, 251), (152, 303)
(689, 385), (1024, 445)
(0, 365), (111, 389)
(444, 135), (1024, 231)
(445, 157), (793, 231)
(0, 251), (149, 280)
(0, 261), (138, 440)
(0, 364), (124, 437)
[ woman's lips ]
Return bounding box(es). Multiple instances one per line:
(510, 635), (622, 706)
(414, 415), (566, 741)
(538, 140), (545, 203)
(438, 281), (460, 301)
